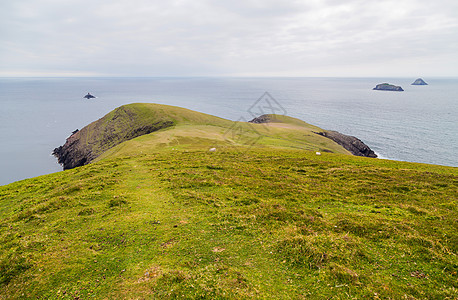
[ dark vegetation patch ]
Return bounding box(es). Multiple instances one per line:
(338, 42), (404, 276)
(108, 197), (128, 208)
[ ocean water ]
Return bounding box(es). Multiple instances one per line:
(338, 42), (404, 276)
(0, 77), (457, 185)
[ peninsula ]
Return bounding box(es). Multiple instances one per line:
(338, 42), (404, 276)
(53, 103), (377, 170)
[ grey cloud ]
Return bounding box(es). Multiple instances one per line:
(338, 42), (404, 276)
(1, 0), (457, 76)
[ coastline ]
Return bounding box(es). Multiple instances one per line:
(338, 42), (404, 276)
(1, 77), (457, 184)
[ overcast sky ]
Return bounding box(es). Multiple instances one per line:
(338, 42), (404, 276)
(1, 0), (457, 77)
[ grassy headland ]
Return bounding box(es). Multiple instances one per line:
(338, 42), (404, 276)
(53, 103), (350, 170)
(0, 104), (456, 299)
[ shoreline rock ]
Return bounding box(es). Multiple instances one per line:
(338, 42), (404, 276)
(314, 131), (377, 158)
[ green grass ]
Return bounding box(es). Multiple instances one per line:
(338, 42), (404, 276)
(1, 148), (457, 299)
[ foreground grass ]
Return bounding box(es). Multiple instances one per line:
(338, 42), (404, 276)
(0, 149), (457, 299)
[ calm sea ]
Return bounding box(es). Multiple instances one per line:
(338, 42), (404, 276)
(0, 77), (457, 185)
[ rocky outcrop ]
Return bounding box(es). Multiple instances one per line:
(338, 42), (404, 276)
(373, 83), (404, 91)
(249, 115), (276, 124)
(53, 122), (172, 170)
(411, 78), (428, 85)
(314, 131), (377, 158)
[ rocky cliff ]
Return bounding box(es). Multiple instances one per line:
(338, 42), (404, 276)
(313, 131), (377, 158)
(53, 104), (175, 169)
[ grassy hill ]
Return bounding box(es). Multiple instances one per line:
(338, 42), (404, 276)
(1, 104), (457, 299)
(53, 103), (351, 170)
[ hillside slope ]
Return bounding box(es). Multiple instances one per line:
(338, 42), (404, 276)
(1, 148), (457, 299)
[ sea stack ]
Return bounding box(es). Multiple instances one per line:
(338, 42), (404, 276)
(411, 78), (428, 85)
(84, 93), (96, 99)
(373, 83), (404, 91)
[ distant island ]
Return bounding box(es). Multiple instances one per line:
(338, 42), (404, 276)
(411, 78), (428, 85)
(373, 83), (404, 91)
(83, 92), (96, 99)
(373, 83), (404, 92)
